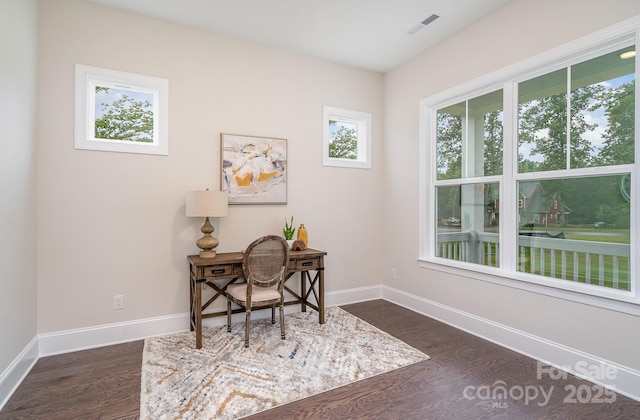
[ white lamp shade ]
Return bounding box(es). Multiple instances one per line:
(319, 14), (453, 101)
(186, 190), (228, 218)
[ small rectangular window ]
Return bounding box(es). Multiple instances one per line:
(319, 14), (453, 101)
(323, 106), (371, 169)
(75, 64), (169, 155)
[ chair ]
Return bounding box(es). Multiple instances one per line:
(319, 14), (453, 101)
(226, 235), (290, 347)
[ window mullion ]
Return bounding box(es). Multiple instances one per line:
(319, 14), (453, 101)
(501, 81), (517, 271)
(566, 66), (572, 169)
(632, 31), (640, 297)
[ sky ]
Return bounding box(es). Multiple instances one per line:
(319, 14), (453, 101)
(94, 86), (154, 119)
(329, 120), (357, 140)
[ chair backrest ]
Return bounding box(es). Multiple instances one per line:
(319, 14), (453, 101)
(243, 235), (289, 288)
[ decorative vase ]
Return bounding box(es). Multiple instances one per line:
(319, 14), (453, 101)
(297, 224), (308, 246)
(286, 239), (294, 250)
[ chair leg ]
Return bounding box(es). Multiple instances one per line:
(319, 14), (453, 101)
(271, 306), (275, 324)
(227, 299), (232, 332)
(279, 304), (285, 340)
(244, 310), (251, 348)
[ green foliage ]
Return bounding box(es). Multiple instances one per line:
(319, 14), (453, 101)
(518, 85), (603, 171)
(436, 111), (462, 179)
(436, 107), (503, 179)
(483, 111), (503, 176)
(515, 79), (634, 228)
(94, 88), (154, 143)
(283, 216), (295, 240)
(596, 79), (635, 166)
(328, 121), (358, 159)
(595, 202), (630, 229)
(518, 79), (635, 172)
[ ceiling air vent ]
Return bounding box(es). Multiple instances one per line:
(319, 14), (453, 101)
(408, 13), (440, 35)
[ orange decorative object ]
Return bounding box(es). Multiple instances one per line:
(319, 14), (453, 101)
(296, 224), (308, 246)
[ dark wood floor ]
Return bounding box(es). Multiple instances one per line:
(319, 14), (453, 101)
(2, 300), (639, 419)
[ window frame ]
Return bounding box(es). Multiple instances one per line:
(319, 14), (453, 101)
(419, 18), (640, 315)
(75, 64), (169, 155)
(322, 105), (372, 169)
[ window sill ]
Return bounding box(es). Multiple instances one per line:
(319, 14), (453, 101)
(417, 257), (640, 317)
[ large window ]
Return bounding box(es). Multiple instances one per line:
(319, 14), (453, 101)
(420, 27), (638, 308)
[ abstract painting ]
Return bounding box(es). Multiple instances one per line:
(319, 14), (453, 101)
(221, 133), (287, 204)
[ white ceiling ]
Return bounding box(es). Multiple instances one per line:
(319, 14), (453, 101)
(88, 0), (512, 73)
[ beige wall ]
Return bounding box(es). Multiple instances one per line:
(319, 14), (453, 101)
(36, 0), (384, 333)
(383, 0), (640, 370)
(0, 0), (38, 376)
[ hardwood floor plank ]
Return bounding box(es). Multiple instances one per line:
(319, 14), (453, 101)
(1, 300), (639, 419)
(0, 341), (142, 420)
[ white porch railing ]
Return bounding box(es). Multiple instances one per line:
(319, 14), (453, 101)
(436, 231), (630, 290)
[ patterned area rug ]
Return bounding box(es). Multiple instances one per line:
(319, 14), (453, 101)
(140, 306), (429, 419)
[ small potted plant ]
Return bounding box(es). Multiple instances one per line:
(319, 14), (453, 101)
(283, 216), (295, 249)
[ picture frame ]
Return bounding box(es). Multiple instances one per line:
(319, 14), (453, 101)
(75, 64), (169, 155)
(220, 133), (287, 204)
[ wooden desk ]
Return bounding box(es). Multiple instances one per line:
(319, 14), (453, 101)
(188, 248), (327, 349)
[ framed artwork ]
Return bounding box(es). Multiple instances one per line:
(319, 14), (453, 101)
(75, 64), (169, 155)
(220, 133), (287, 204)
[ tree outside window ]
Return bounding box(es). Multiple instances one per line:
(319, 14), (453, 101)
(94, 86), (154, 143)
(323, 106), (371, 169)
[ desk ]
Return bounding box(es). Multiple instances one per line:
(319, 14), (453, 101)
(188, 248), (327, 349)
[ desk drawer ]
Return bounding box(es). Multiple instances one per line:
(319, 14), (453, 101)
(290, 257), (320, 271)
(203, 264), (243, 278)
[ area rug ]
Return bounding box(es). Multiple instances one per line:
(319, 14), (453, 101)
(140, 306), (429, 419)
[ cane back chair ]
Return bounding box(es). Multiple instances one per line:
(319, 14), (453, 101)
(226, 235), (289, 347)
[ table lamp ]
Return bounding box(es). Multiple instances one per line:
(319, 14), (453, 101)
(186, 189), (228, 258)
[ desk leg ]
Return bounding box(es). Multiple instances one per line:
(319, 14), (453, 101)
(319, 265), (325, 324)
(300, 271), (307, 313)
(195, 280), (203, 349)
(190, 275), (195, 332)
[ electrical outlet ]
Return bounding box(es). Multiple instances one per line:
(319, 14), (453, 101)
(113, 294), (124, 310)
(390, 268), (397, 280)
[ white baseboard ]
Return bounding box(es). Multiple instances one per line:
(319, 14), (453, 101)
(36, 285), (382, 356)
(381, 285), (640, 403)
(38, 313), (189, 357)
(326, 285), (382, 306)
(3, 284), (639, 412)
(0, 337), (38, 411)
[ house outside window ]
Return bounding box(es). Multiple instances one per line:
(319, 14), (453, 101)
(420, 24), (637, 308)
